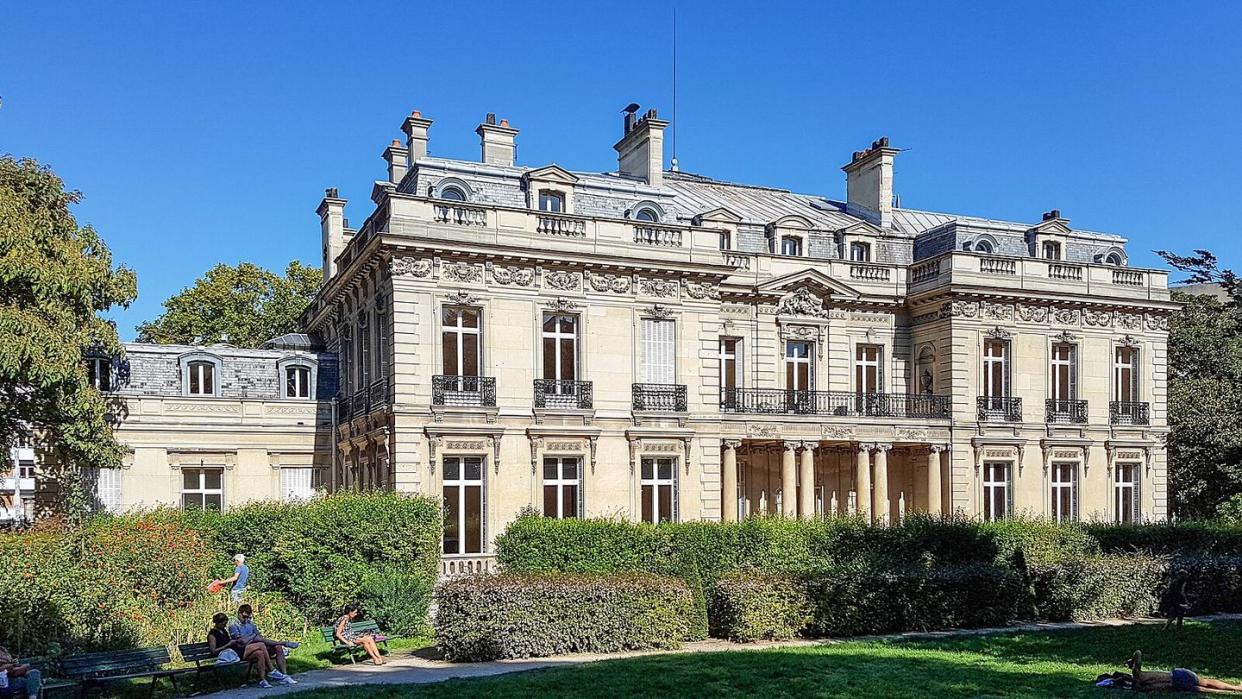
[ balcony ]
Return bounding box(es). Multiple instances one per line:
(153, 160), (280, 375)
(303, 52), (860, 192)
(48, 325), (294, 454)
(977, 396), (1023, 422)
(535, 212), (586, 238)
(1110, 400), (1151, 425)
(432, 375), (497, 407)
(632, 383), (688, 412)
(633, 223), (682, 247)
(533, 379), (593, 410)
(368, 379), (387, 409)
(351, 390), (368, 416)
(433, 202), (488, 227)
(721, 388), (950, 419)
(336, 396), (352, 421)
(1046, 399), (1088, 424)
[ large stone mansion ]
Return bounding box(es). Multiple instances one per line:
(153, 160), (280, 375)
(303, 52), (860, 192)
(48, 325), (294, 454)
(7, 105), (1174, 573)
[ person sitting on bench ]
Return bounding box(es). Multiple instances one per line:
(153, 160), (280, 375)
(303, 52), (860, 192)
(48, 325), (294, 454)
(207, 612), (272, 686)
(335, 605), (384, 666)
(229, 605), (299, 686)
(0, 645), (41, 699)
(1128, 650), (1242, 694)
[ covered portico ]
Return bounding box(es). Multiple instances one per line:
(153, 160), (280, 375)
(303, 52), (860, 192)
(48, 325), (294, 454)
(720, 430), (949, 524)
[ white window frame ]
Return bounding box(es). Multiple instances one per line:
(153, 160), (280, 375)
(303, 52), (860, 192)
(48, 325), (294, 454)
(538, 189), (565, 213)
(982, 339), (1009, 398)
(642, 318), (676, 384)
(1050, 343), (1077, 401)
(1042, 241), (1062, 260)
(181, 467), (224, 510)
(982, 461), (1011, 521)
(280, 466), (317, 502)
(849, 241), (872, 262)
(442, 455), (486, 555)
(1114, 462), (1141, 523)
(285, 366), (311, 399)
(187, 361), (216, 396)
(784, 340), (814, 391)
(1049, 462), (1078, 523)
(1113, 346), (1140, 402)
(88, 466), (122, 513)
(542, 456), (583, 519)
(718, 230), (732, 251)
(854, 344), (883, 393)
(442, 306), (483, 378)
(718, 337), (741, 390)
(542, 313), (579, 382)
(87, 358), (111, 391)
(640, 456), (678, 523)
(780, 235), (804, 257)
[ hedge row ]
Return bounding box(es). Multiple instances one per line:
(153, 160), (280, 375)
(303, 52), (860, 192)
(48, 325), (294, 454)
(435, 573), (693, 661)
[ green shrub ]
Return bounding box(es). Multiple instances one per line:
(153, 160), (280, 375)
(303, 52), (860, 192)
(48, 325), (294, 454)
(358, 566), (435, 638)
(434, 573), (693, 661)
(1086, 521), (1242, 557)
(1166, 556), (1242, 615)
(1029, 554), (1166, 621)
(710, 571), (810, 642)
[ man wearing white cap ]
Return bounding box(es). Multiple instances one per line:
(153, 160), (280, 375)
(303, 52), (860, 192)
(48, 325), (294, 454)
(215, 554), (250, 602)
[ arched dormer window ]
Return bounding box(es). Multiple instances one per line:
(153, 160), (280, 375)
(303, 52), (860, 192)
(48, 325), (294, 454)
(440, 186), (466, 201)
(635, 208), (658, 222)
(278, 356), (318, 400)
(628, 200), (666, 223)
(1096, 247), (1127, 266)
(179, 352), (223, 397)
(432, 178), (474, 202)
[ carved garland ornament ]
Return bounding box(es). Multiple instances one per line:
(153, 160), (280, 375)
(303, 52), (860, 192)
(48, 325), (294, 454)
(489, 264), (535, 287)
(442, 261), (483, 283)
(640, 278), (679, 298)
(390, 257), (432, 278)
(544, 270), (581, 291)
(588, 273), (632, 294)
(684, 280), (720, 300)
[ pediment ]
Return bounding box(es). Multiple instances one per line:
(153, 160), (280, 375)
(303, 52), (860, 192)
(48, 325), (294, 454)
(524, 164), (579, 184)
(768, 214), (814, 230)
(1028, 218), (1071, 236)
(757, 268), (862, 300)
(692, 207), (744, 225)
(838, 220), (884, 237)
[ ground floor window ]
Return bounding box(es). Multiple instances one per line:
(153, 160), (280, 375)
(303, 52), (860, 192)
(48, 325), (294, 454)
(443, 456), (484, 555)
(1050, 462), (1078, 523)
(1115, 463), (1141, 523)
(280, 467), (318, 502)
(640, 457), (677, 523)
(85, 466), (122, 513)
(542, 457), (582, 519)
(982, 461), (1011, 521)
(182, 467), (223, 511)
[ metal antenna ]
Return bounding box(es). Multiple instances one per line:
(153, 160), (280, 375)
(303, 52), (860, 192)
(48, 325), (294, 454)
(670, 7), (679, 173)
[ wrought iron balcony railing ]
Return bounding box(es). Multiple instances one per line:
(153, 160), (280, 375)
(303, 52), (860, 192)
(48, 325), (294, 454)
(977, 396), (1023, 422)
(336, 395), (352, 421)
(632, 383), (688, 411)
(432, 375), (497, 407)
(368, 379), (387, 409)
(1046, 399), (1089, 424)
(533, 379), (593, 410)
(1110, 400), (1150, 425)
(720, 388), (950, 419)
(351, 390), (368, 417)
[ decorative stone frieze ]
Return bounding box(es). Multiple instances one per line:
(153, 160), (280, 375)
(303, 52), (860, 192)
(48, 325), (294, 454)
(544, 269), (581, 291)
(545, 297), (579, 312)
(747, 423), (781, 438)
(1145, 313), (1169, 331)
(980, 301), (1013, 320)
(684, 280), (720, 300)
(639, 278), (678, 298)
(444, 290), (478, 306)
(822, 425), (855, 439)
(776, 288), (829, 318)
(645, 304), (675, 319)
(1084, 309), (1112, 327)
(441, 261), (483, 284)
(489, 264), (535, 287)
(1017, 304), (1048, 322)
(780, 324), (818, 341)
(390, 256), (432, 278)
(1053, 308), (1080, 325)
(587, 273), (632, 294)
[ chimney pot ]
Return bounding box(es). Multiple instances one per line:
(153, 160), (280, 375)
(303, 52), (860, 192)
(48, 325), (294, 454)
(500, 118), (509, 127)
(391, 139), (400, 147)
(486, 113), (496, 125)
(412, 110), (421, 118)
(326, 187), (339, 198)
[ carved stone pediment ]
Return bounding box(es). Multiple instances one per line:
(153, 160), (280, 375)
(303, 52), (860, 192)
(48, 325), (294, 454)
(776, 287), (829, 318)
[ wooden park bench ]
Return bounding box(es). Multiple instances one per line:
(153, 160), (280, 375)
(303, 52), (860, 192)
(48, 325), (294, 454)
(176, 642), (256, 691)
(318, 620), (393, 664)
(59, 647), (184, 697)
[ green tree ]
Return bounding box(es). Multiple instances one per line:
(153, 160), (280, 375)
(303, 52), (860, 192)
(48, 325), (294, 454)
(1159, 250), (1242, 518)
(0, 156), (138, 508)
(136, 261), (321, 348)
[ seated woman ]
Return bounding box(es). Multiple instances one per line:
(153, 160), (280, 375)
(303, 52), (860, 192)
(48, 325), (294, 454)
(334, 604), (384, 665)
(1129, 650), (1242, 694)
(0, 645), (41, 699)
(208, 612), (272, 688)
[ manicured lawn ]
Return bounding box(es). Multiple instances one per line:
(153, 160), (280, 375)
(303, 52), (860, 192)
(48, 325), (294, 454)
(293, 620), (1242, 698)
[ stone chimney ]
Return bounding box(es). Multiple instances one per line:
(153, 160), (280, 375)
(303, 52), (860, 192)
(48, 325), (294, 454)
(317, 187), (348, 283)
(383, 139), (408, 184)
(613, 105), (668, 187)
(841, 137), (900, 228)
(401, 110), (433, 162)
(476, 114), (518, 167)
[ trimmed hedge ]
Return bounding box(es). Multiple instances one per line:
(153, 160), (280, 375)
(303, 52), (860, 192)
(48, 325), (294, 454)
(710, 572), (809, 642)
(1027, 554), (1165, 622)
(435, 573), (693, 661)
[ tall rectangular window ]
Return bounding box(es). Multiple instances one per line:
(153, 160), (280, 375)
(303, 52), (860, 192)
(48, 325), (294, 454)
(442, 307), (481, 378)
(443, 456), (484, 555)
(1114, 347), (1139, 402)
(182, 468), (223, 511)
(542, 457), (581, 519)
(280, 467), (316, 501)
(780, 236), (803, 256)
(359, 317), (370, 388)
(982, 461), (1011, 521)
(1050, 343), (1077, 401)
(86, 466), (122, 513)
(285, 366), (311, 398)
(1042, 241), (1062, 260)
(187, 361), (215, 396)
(542, 313), (578, 382)
(1115, 463), (1141, 523)
(1050, 462), (1078, 523)
(718, 231), (731, 250)
(855, 345), (882, 393)
(784, 341), (813, 391)
(642, 319), (675, 384)
(87, 358), (111, 391)
(719, 338), (740, 391)
(640, 457), (677, 523)
(982, 340), (1009, 398)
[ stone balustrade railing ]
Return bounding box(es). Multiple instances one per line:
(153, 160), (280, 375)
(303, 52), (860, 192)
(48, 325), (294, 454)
(536, 213), (587, 237)
(633, 224), (683, 247)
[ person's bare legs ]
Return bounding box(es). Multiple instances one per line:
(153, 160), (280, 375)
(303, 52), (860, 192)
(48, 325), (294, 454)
(1130, 650), (1174, 691)
(358, 635), (383, 664)
(1200, 677), (1242, 692)
(243, 643), (270, 682)
(266, 644), (288, 675)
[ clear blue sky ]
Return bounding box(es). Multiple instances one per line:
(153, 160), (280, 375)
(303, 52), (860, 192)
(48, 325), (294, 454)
(2, 1), (1239, 339)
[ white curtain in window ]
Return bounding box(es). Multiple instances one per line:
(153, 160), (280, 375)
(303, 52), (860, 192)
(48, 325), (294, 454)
(96, 467), (122, 512)
(642, 319), (675, 384)
(280, 467), (315, 501)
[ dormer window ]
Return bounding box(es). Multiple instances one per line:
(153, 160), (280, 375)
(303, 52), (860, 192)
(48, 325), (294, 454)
(86, 358), (111, 391)
(1104, 252), (1123, 266)
(538, 190), (564, 213)
(634, 207), (659, 223)
(849, 242), (872, 262)
(780, 235), (803, 257)
(285, 366), (311, 399)
(718, 230), (732, 251)
(187, 361), (215, 396)
(1042, 241), (1062, 260)
(974, 239), (994, 254)
(440, 186), (467, 202)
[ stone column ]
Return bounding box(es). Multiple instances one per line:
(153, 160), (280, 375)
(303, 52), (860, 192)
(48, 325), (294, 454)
(781, 442), (797, 517)
(798, 442), (816, 519)
(722, 440), (741, 523)
(854, 443), (871, 522)
(873, 444), (891, 525)
(927, 445), (944, 516)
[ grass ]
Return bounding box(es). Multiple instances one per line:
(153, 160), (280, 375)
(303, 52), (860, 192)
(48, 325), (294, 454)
(291, 620), (1242, 698)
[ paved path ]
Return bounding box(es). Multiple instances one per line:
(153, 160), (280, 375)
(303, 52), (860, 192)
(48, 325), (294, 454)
(216, 614), (1242, 697)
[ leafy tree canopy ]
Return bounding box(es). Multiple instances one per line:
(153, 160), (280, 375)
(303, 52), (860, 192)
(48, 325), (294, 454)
(1159, 249), (1242, 518)
(136, 261), (321, 348)
(0, 156), (137, 476)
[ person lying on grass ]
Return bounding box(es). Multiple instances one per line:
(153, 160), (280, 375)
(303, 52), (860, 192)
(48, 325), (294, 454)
(229, 604), (300, 686)
(335, 604), (385, 665)
(1127, 650), (1242, 694)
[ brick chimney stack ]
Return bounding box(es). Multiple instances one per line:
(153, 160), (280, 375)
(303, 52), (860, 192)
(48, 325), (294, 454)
(476, 113), (519, 167)
(401, 110), (433, 162)
(317, 187), (349, 283)
(613, 105), (668, 187)
(383, 139), (408, 184)
(841, 137), (900, 229)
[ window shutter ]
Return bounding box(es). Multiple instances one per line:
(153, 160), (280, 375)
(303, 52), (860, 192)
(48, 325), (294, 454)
(1072, 466), (1080, 521)
(577, 459), (586, 517)
(1132, 348), (1141, 400)
(643, 319), (675, 384)
(1003, 342), (1012, 397)
(1069, 345), (1078, 400)
(673, 463), (681, 523)
(1005, 464), (1014, 517)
